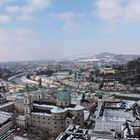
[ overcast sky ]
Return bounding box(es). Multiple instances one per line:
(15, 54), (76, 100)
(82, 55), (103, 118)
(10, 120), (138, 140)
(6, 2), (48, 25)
(0, 0), (140, 62)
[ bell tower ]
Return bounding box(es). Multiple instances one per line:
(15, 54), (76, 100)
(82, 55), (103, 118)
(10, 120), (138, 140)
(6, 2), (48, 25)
(24, 94), (33, 119)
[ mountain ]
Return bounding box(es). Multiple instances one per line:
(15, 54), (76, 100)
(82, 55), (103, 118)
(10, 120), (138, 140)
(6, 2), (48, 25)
(95, 52), (115, 58)
(70, 52), (140, 64)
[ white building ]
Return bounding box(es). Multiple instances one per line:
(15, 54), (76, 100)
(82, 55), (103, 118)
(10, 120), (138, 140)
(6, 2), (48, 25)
(94, 101), (135, 132)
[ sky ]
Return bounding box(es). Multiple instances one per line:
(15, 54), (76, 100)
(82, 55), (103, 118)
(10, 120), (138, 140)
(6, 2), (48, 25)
(0, 0), (140, 61)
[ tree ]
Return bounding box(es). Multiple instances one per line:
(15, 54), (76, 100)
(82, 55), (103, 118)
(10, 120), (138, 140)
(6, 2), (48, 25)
(26, 74), (30, 79)
(38, 78), (42, 88)
(82, 93), (85, 101)
(69, 70), (72, 75)
(26, 84), (30, 92)
(74, 72), (77, 79)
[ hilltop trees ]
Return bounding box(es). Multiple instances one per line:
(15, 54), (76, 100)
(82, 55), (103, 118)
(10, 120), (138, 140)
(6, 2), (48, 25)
(127, 58), (140, 75)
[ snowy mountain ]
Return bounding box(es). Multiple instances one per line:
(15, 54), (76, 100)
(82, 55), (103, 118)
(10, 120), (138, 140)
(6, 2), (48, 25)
(69, 52), (140, 63)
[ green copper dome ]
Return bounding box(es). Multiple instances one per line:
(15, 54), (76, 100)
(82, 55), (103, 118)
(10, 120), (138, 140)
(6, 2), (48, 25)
(57, 90), (71, 101)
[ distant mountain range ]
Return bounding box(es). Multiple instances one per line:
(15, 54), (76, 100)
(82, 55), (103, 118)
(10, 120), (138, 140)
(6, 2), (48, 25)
(68, 52), (140, 63)
(95, 52), (115, 58)
(1, 52), (139, 64)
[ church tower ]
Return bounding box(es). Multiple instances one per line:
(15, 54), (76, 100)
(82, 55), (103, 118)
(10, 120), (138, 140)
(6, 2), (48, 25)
(24, 94), (33, 121)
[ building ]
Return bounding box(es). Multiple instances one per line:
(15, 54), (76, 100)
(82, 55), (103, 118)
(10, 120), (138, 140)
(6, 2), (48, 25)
(94, 101), (135, 132)
(56, 125), (90, 140)
(0, 111), (14, 140)
(0, 96), (14, 112)
(102, 66), (115, 75)
(16, 89), (85, 136)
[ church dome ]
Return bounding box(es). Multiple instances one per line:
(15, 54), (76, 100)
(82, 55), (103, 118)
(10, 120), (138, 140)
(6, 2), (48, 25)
(57, 89), (71, 101)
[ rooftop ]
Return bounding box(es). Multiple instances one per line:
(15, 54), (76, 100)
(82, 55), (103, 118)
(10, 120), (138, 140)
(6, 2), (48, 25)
(0, 102), (14, 109)
(56, 125), (89, 140)
(101, 116), (126, 122)
(51, 107), (68, 114)
(0, 111), (12, 128)
(68, 105), (84, 111)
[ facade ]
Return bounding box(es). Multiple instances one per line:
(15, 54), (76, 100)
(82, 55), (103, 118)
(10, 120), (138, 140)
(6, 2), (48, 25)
(16, 115), (28, 129)
(102, 66), (115, 75)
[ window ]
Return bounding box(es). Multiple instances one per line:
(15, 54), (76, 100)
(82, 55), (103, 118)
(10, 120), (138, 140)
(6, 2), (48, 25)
(61, 126), (64, 129)
(61, 122), (63, 124)
(54, 122), (57, 124)
(38, 117), (40, 119)
(38, 121), (40, 123)
(43, 117), (45, 120)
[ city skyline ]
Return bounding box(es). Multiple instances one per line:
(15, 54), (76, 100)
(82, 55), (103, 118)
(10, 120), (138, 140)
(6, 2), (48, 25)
(0, 0), (140, 62)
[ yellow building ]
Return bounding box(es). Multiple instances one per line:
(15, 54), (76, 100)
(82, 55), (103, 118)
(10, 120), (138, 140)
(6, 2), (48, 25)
(102, 66), (115, 75)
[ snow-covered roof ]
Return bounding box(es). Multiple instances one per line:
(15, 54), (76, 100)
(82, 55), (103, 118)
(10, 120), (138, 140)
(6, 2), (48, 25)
(51, 107), (68, 114)
(33, 103), (55, 109)
(31, 112), (51, 117)
(0, 102), (14, 109)
(102, 116), (126, 122)
(68, 105), (84, 111)
(91, 137), (117, 140)
(84, 110), (90, 121)
(0, 111), (12, 124)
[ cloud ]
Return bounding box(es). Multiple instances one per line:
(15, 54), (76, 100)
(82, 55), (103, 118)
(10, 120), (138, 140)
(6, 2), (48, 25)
(0, 28), (33, 42)
(62, 21), (79, 30)
(94, 0), (140, 27)
(11, 28), (32, 37)
(6, 0), (50, 14)
(27, 0), (50, 10)
(50, 12), (77, 21)
(17, 15), (34, 21)
(50, 12), (84, 30)
(6, 6), (20, 13)
(0, 0), (10, 4)
(0, 27), (35, 61)
(0, 15), (10, 22)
